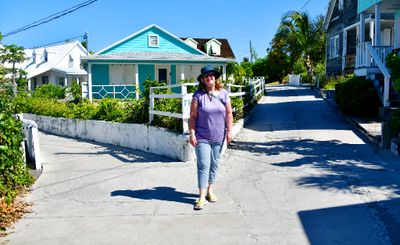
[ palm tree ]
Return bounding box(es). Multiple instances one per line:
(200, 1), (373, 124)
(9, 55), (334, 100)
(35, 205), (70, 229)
(279, 11), (325, 77)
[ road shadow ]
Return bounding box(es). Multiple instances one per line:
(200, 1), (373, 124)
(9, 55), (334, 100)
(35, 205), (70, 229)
(229, 138), (400, 195)
(110, 187), (198, 205)
(245, 101), (348, 133)
(46, 133), (176, 164)
(298, 198), (400, 245)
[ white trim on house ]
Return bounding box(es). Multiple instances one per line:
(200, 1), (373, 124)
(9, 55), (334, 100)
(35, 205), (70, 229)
(183, 38), (198, 49)
(328, 35), (340, 59)
(324, 0), (337, 30)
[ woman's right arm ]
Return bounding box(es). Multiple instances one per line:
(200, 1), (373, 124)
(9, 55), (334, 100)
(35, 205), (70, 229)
(189, 98), (198, 147)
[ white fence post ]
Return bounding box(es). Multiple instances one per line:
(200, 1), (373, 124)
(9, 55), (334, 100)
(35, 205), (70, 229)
(21, 119), (42, 170)
(182, 86), (192, 133)
(149, 87), (154, 124)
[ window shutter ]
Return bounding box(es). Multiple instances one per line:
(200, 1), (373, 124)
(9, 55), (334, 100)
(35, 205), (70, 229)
(148, 35), (159, 47)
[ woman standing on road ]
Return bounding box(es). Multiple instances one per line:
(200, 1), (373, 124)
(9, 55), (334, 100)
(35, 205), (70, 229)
(189, 65), (233, 210)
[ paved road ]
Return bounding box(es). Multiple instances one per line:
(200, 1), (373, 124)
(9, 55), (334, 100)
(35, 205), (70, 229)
(2, 86), (400, 244)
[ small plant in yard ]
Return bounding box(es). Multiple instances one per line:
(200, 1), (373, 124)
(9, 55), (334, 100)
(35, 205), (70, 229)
(322, 74), (354, 90)
(32, 84), (66, 100)
(386, 51), (400, 91)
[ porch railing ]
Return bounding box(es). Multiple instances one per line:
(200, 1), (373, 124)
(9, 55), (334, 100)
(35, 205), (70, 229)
(356, 42), (392, 107)
(149, 77), (265, 133)
(92, 84), (138, 99)
(356, 42), (393, 68)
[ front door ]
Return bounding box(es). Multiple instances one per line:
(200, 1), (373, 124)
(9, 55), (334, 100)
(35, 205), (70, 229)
(157, 65), (169, 84)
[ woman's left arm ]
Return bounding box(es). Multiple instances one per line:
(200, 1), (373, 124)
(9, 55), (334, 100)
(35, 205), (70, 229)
(225, 101), (233, 144)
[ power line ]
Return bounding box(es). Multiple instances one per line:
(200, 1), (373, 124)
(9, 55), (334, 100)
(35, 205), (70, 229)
(300, 0), (312, 10)
(3, 0), (98, 37)
(29, 34), (86, 49)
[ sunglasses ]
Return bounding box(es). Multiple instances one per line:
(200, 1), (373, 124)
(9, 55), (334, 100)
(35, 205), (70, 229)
(202, 73), (215, 79)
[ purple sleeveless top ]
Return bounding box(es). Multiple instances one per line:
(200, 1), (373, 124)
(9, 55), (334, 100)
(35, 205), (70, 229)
(193, 89), (230, 143)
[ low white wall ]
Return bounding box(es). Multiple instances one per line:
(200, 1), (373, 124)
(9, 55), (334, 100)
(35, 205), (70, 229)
(22, 112), (249, 162)
(22, 114), (195, 161)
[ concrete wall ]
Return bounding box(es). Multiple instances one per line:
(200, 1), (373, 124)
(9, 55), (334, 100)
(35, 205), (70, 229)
(22, 114), (195, 161)
(21, 113), (247, 162)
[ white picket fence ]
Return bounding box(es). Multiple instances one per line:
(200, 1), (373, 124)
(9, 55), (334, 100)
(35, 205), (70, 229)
(149, 77), (265, 133)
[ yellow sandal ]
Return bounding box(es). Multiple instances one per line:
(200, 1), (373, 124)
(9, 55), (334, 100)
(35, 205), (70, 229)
(206, 193), (218, 203)
(194, 199), (207, 210)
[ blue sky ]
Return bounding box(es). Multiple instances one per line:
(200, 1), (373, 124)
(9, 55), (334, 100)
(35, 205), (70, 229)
(0, 0), (328, 62)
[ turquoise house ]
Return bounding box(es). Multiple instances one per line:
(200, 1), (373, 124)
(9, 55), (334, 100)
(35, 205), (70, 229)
(81, 24), (234, 100)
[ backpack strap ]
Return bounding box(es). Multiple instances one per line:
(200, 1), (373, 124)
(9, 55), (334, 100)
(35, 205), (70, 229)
(208, 92), (226, 106)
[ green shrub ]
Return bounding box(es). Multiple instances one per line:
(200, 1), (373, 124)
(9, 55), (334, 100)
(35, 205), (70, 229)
(32, 84), (66, 99)
(323, 74), (354, 90)
(68, 100), (98, 120)
(335, 76), (382, 117)
(389, 108), (400, 136)
(231, 97), (244, 122)
(0, 95), (33, 205)
(68, 81), (82, 101)
(386, 52), (400, 91)
(125, 99), (146, 123)
(93, 98), (129, 123)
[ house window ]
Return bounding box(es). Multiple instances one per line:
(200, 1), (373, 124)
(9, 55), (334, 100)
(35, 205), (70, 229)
(148, 34), (159, 47)
(42, 76), (49, 85)
(33, 77), (38, 89)
(32, 51), (36, 63)
(109, 64), (135, 85)
(69, 55), (74, 68)
(338, 0), (344, 11)
(58, 77), (65, 86)
(44, 49), (48, 62)
(329, 35), (340, 59)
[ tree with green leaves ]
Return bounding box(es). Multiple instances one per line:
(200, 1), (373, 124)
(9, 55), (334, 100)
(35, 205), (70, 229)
(279, 11), (325, 77)
(240, 58), (253, 78)
(264, 30), (293, 83)
(0, 44), (26, 97)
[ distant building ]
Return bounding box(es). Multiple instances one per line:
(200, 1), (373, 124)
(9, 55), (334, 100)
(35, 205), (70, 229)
(324, 0), (400, 107)
(16, 41), (88, 90)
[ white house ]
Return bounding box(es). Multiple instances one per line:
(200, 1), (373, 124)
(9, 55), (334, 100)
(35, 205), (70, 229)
(16, 41), (88, 90)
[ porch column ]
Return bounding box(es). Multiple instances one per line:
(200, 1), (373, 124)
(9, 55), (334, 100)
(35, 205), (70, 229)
(135, 65), (139, 99)
(28, 79), (31, 91)
(180, 64), (185, 81)
(375, 3), (381, 46)
(370, 20), (375, 44)
(222, 65), (226, 81)
(360, 12), (365, 43)
(342, 30), (347, 72)
(88, 63), (92, 101)
(77, 77), (80, 84)
(64, 76), (68, 87)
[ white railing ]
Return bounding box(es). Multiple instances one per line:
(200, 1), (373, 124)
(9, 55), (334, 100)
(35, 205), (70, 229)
(356, 42), (393, 68)
(92, 84), (137, 99)
(149, 83), (198, 133)
(356, 42), (392, 107)
(149, 77), (265, 132)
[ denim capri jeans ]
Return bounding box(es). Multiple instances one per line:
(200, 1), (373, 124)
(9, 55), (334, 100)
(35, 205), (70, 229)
(195, 141), (223, 189)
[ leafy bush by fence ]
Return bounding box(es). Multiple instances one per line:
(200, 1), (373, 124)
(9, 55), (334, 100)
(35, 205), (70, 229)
(0, 95), (33, 205)
(335, 76), (382, 117)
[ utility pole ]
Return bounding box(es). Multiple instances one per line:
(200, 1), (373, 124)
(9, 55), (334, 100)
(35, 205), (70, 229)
(83, 32), (89, 52)
(249, 40), (253, 63)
